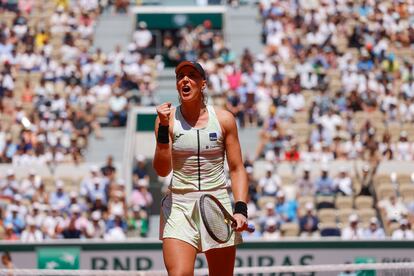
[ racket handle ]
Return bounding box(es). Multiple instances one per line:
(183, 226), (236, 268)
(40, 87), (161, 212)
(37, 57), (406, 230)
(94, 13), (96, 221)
(246, 224), (255, 233)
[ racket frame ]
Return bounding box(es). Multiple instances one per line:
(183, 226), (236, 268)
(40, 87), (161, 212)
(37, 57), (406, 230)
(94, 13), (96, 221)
(199, 194), (235, 243)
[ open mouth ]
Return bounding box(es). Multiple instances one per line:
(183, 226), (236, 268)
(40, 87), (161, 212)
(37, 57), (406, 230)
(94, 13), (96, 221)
(182, 85), (191, 93)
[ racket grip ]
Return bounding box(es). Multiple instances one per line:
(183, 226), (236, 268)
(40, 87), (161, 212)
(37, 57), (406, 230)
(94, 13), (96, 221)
(246, 224), (255, 233)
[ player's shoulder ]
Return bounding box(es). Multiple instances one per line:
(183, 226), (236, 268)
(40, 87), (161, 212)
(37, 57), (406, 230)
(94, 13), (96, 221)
(212, 106), (234, 120)
(212, 106), (236, 128)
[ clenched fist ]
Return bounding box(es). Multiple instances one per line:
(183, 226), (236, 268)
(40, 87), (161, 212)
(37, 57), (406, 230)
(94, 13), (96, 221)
(156, 102), (172, 126)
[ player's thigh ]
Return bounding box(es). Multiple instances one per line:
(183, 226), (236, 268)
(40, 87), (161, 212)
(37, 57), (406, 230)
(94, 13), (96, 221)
(163, 238), (198, 276)
(205, 245), (236, 276)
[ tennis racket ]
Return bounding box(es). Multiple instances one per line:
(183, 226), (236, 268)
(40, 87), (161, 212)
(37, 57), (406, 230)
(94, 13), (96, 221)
(199, 194), (255, 243)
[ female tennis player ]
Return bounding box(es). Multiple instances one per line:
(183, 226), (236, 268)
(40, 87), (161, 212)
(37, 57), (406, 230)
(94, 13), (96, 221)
(153, 61), (249, 276)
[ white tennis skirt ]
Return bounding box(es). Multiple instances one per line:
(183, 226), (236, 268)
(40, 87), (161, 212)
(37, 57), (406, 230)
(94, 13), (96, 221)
(159, 188), (243, 252)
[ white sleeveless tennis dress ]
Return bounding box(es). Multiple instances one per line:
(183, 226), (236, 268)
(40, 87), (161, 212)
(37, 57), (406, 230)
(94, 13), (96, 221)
(159, 105), (242, 252)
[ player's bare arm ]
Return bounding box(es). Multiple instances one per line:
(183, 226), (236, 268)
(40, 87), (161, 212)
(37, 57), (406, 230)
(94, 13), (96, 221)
(153, 102), (174, 177)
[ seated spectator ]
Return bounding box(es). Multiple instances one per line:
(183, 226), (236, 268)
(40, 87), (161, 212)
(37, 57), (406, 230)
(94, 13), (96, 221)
(32, 181), (49, 204)
(130, 178), (153, 210)
(86, 211), (105, 239)
(378, 195), (408, 224)
(315, 166), (335, 195)
(69, 204), (89, 231)
(295, 165), (314, 196)
(108, 89), (128, 127)
(106, 209), (127, 235)
(128, 205), (149, 238)
(262, 218), (280, 240)
(392, 219), (414, 240)
(395, 131), (413, 161)
(29, 202), (43, 228)
(104, 216), (127, 241)
(4, 205), (25, 235)
(101, 155), (116, 178)
(275, 190), (298, 223)
(3, 223), (18, 241)
(49, 180), (70, 212)
(276, 96), (294, 121)
(258, 164), (281, 196)
(342, 133), (363, 160)
(19, 170), (40, 200)
(319, 108), (343, 138)
(87, 177), (107, 205)
(310, 123), (332, 146)
(299, 203), (319, 237)
(20, 217), (43, 242)
(11, 195), (27, 218)
(61, 216), (82, 239)
(0, 169), (18, 198)
(133, 154), (150, 184)
(133, 21), (152, 51)
(333, 167), (353, 196)
(108, 191), (126, 217)
(284, 142), (300, 171)
(69, 191), (87, 212)
(90, 195), (108, 215)
(258, 202), (279, 233)
(341, 214), (364, 240)
(80, 165), (101, 198)
(363, 217), (385, 239)
(42, 205), (64, 239)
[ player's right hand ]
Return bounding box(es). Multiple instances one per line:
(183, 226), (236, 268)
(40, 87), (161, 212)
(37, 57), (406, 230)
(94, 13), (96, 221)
(156, 102), (172, 126)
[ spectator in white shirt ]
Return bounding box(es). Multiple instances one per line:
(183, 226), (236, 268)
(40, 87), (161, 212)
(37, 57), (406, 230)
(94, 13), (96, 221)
(86, 211), (106, 239)
(342, 133), (363, 159)
(319, 109), (342, 138)
(18, 48), (41, 72)
(20, 217), (43, 242)
(79, 0), (99, 12)
(50, 7), (69, 34)
(288, 90), (305, 112)
(108, 191), (126, 217)
(392, 219), (414, 240)
(90, 78), (111, 102)
(262, 218), (281, 240)
(378, 195), (408, 224)
(341, 214), (364, 240)
(258, 164), (281, 196)
(80, 166), (100, 197)
(42, 205), (64, 239)
(108, 89), (128, 127)
(334, 167), (353, 196)
(133, 21), (152, 50)
(395, 131), (412, 161)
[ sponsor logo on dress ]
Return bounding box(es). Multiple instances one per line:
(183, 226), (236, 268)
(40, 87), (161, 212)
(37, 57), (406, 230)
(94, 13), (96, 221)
(209, 132), (217, 141)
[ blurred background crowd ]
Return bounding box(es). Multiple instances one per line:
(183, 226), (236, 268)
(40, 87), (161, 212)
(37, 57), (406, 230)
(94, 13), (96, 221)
(0, 0), (413, 242)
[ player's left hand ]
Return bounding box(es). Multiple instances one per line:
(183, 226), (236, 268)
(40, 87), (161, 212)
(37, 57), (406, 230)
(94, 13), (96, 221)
(233, 213), (248, 232)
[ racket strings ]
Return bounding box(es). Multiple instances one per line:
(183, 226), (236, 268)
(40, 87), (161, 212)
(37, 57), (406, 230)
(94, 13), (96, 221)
(203, 197), (231, 242)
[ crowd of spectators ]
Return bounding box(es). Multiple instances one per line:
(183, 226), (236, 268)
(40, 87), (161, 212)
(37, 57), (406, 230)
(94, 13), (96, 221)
(237, 0), (414, 239)
(0, 154), (152, 241)
(0, 0), (160, 240)
(0, 0), (162, 168)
